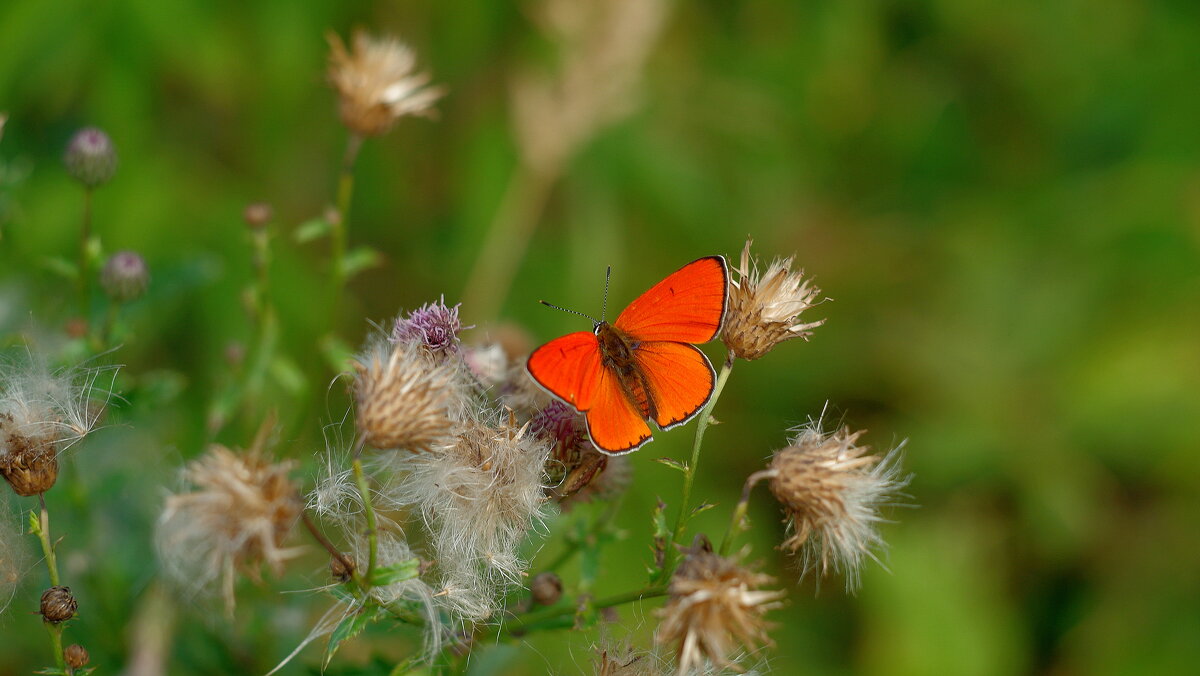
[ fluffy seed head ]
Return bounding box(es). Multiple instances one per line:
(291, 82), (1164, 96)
(100, 250), (149, 302)
(767, 425), (908, 588)
(656, 540), (784, 676)
(327, 30), (445, 137)
(64, 644), (89, 669)
(352, 340), (457, 452)
(0, 357), (113, 497)
(63, 127), (118, 188)
(721, 239), (825, 361)
(392, 297), (469, 356)
(381, 410), (552, 621)
(40, 585), (77, 623)
(156, 444), (302, 613)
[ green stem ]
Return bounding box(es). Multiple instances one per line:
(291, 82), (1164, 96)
(330, 133), (363, 315)
(99, 299), (121, 348)
(718, 469), (776, 557)
(664, 352), (734, 569)
(45, 621), (66, 672)
(37, 500), (61, 587)
(352, 457), (378, 585)
(504, 584), (668, 636)
(300, 510), (361, 588)
(78, 187), (93, 317)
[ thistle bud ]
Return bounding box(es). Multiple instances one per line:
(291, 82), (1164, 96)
(242, 202), (274, 229)
(100, 250), (149, 302)
(40, 586), (77, 623)
(64, 644), (90, 669)
(530, 572), (562, 606)
(63, 127), (118, 188)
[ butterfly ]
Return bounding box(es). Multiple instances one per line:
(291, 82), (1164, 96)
(527, 256), (729, 455)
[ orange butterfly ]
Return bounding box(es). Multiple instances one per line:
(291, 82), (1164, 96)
(527, 256), (729, 455)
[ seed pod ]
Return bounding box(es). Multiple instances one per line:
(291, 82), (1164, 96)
(40, 586), (77, 623)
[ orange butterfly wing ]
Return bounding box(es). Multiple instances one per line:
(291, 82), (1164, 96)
(632, 340), (716, 430)
(526, 332), (653, 453)
(614, 256), (728, 343)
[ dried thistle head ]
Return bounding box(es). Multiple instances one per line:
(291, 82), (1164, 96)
(327, 30), (445, 138)
(156, 444), (302, 613)
(381, 409), (552, 621)
(40, 585), (77, 623)
(721, 239), (825, 361)
(656, 540), (783, 676)
(392, 297), (470, 356)
(766, 424), (908, 588)
(0, 357), (114, 496)
(353, 340), (458, 452)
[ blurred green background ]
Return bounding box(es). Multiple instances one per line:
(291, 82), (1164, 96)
(2, 0), (1199, 674)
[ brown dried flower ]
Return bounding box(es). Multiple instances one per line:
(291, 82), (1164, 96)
(530, 571), (563, 606)
(721, 239), (825, 361)
(64, 644), (90, 669)
(327, 30), (445, 138)
(656, 540), (783, 675)
(353, 340), (456, 452)
(156, 444), (302, 613)
(40, 585), (77, 623)
(766, 424), (907, 588)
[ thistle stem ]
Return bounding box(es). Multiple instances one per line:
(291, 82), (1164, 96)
(718, 469), (776, 557)
(37, 498), (61, 587)
(45, 621), (66, 672)
(504, 584), (668, 635)
(300, 511), (360, 587)
(664, 352), (734, 574)
(351, 457), (378, 585)
(330, 133), (363, 315)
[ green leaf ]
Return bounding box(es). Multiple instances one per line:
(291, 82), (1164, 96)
(652, 457), (688, 473)
(269, 356), (307, 395)
(340, 246), (383, 279)
(294, 217), (333, 243)
(34, 668), (69, 675)
(323, 603), (381, 669)
(40, 256), (78, 280)
(28, 509), (41, 536)
(369, 558), (420, 587)
(690, 502), (717, 517)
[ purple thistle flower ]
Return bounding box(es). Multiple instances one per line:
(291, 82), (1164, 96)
(391, 297), (470, 354)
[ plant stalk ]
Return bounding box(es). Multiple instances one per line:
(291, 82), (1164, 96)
(78, 187), (93, 317)
(330, 133), (363, 314)
(351, 457), (378, 585)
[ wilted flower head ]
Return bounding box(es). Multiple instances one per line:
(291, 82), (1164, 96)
(392, 297), (469, 355)
(0, 356), (113, 496)
(63, 127), (118, 188)
(352, 338), (460, 452)
(100, 250), (149, 302)
(656, 539), (783, 676)
(381, 410), (552, 621)
(721, 239), (825, 361)
(766, 424), (907, 588)
(156, 444), (302, 613)
(531, 401), (609, 500)
(327, 30), (445, 137)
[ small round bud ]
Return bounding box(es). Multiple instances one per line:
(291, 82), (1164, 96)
(64, 127), (118, 188)
(530, 572), (562, 606)
(242, 202), (274, 229)
(40, 586), (77, 623)
(101, 251), (149, 302)
(330, 553), (356, 582)
(64, 644), (90, 669)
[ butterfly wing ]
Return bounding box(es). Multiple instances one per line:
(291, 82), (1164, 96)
(526, 332), (605, 410)
(633, 340), (716, 430)
(614, 256), (728, 344)
(527, 331), (652, 454)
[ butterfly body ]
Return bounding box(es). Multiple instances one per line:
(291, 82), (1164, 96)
(528, 256), (729, 455)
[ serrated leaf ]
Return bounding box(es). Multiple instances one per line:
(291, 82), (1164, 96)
(652, 457), (688, 473)
(690, 502), (717, 516)
(369, 558), (420, 587)
(294, 217), (333, 243)
(28, 510), (41, 536)
(324, 604), (381, 669)
(40, 256), (78, 280)
(340, 246), (383, 279)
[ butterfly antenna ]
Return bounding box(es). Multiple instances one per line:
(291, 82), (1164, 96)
(601, 265), (612, 321)
(538, 300), (599, 326)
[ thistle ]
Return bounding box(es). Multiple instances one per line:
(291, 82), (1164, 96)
(327, 30), (445, 138)
(721, 239), (825, 361)
(352, 339), (458, 453)
(765, 424), (908, 588)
